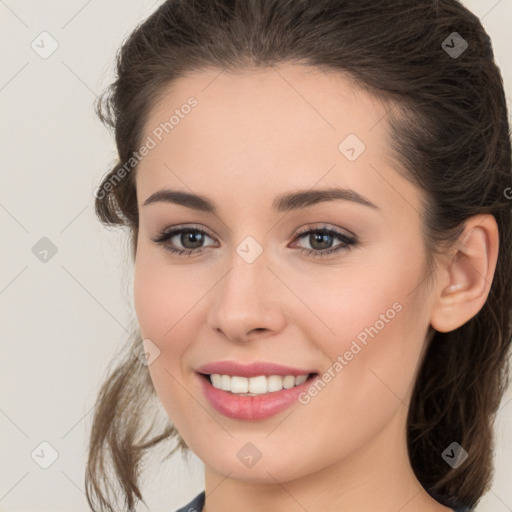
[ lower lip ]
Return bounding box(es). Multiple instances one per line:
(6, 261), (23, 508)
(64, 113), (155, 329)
(197, 373), (318, 420)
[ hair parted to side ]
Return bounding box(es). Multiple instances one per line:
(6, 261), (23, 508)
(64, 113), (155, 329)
(86, 1), (512, 511)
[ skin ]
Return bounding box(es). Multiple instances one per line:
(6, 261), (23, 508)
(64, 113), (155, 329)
(132, 63), (498, 512)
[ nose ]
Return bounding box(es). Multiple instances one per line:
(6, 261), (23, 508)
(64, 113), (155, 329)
(206, 242), (287, 343)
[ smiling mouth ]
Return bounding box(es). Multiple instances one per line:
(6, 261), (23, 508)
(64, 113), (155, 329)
(198, 372), (318, 396)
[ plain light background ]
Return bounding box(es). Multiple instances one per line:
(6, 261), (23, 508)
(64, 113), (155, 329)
(0, 1), (511, 511)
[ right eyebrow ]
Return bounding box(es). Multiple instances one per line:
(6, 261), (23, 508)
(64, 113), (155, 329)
(143, 189), (215, 211)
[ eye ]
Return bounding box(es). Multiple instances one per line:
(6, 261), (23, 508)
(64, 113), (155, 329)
(290, 224), (357, 257)
(151, 223), (357, 258)
(151, 224), (218, 256)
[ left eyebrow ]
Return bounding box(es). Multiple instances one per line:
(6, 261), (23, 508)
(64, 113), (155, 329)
(273, 187), (379, 212)
(142, 186), (380, 212)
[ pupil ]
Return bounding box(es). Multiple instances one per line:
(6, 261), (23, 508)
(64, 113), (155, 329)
(181, 231), (204, 249)
(311, 232), (333, 250)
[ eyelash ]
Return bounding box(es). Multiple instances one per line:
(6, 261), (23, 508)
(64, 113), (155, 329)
(151, 224), (357, 258)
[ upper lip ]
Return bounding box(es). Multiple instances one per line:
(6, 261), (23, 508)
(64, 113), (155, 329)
(195, 361), (318, 378)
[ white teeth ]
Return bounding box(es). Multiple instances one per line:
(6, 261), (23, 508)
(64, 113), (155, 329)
(248, 375), (267, 394)
(209, 373), (310, 395)
(220, 374), (230, 391)
(294, 374), (308, 386)
(231, 376), (250, 393)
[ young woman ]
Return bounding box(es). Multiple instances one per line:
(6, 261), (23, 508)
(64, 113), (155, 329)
(85, 1), (512, 511)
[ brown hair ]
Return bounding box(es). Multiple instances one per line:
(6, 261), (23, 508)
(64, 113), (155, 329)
(86, 1), (512, 511)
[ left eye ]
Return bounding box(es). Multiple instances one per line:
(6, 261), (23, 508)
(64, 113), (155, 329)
(297, 228), (355, 253)
(291, 225), (357, 256)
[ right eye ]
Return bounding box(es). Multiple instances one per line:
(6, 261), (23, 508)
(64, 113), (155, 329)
(152, 225), (219, 256)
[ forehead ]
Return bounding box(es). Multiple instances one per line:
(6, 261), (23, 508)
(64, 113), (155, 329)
(141, 63), (391, 151)
(135, 63), (418, 215)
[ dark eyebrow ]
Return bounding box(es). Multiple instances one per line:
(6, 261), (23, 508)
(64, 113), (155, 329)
(143, 189), (215, 211)
(273, 187), (379, 211)
(142, 187), (379, 212)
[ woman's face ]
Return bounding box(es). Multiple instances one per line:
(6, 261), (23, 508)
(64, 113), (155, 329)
(133, 64), (438, 482)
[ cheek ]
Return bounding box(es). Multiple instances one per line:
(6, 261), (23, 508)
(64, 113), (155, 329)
(133, 254), (202, 424)
(133, 251), (205, 343)
(298, 241), (425, 344)
(295, 238), (428, 386)
(275, 259), (429, 470)
(296, 241), (429, 404)
(133, 260), (170, 341)
(133, 248), (216, 401)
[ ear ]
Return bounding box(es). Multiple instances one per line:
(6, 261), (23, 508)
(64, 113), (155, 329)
(430, 214), (499, 333)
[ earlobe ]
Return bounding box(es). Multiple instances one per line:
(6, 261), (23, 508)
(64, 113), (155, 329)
(430, 214), (499, 333)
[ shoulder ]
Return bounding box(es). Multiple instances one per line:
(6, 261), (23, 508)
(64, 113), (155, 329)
(174, 490), (205, 512)
(172, 492), (469, 512)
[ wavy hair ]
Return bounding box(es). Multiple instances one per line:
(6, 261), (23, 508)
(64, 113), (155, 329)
(85, 1), (512, 510)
